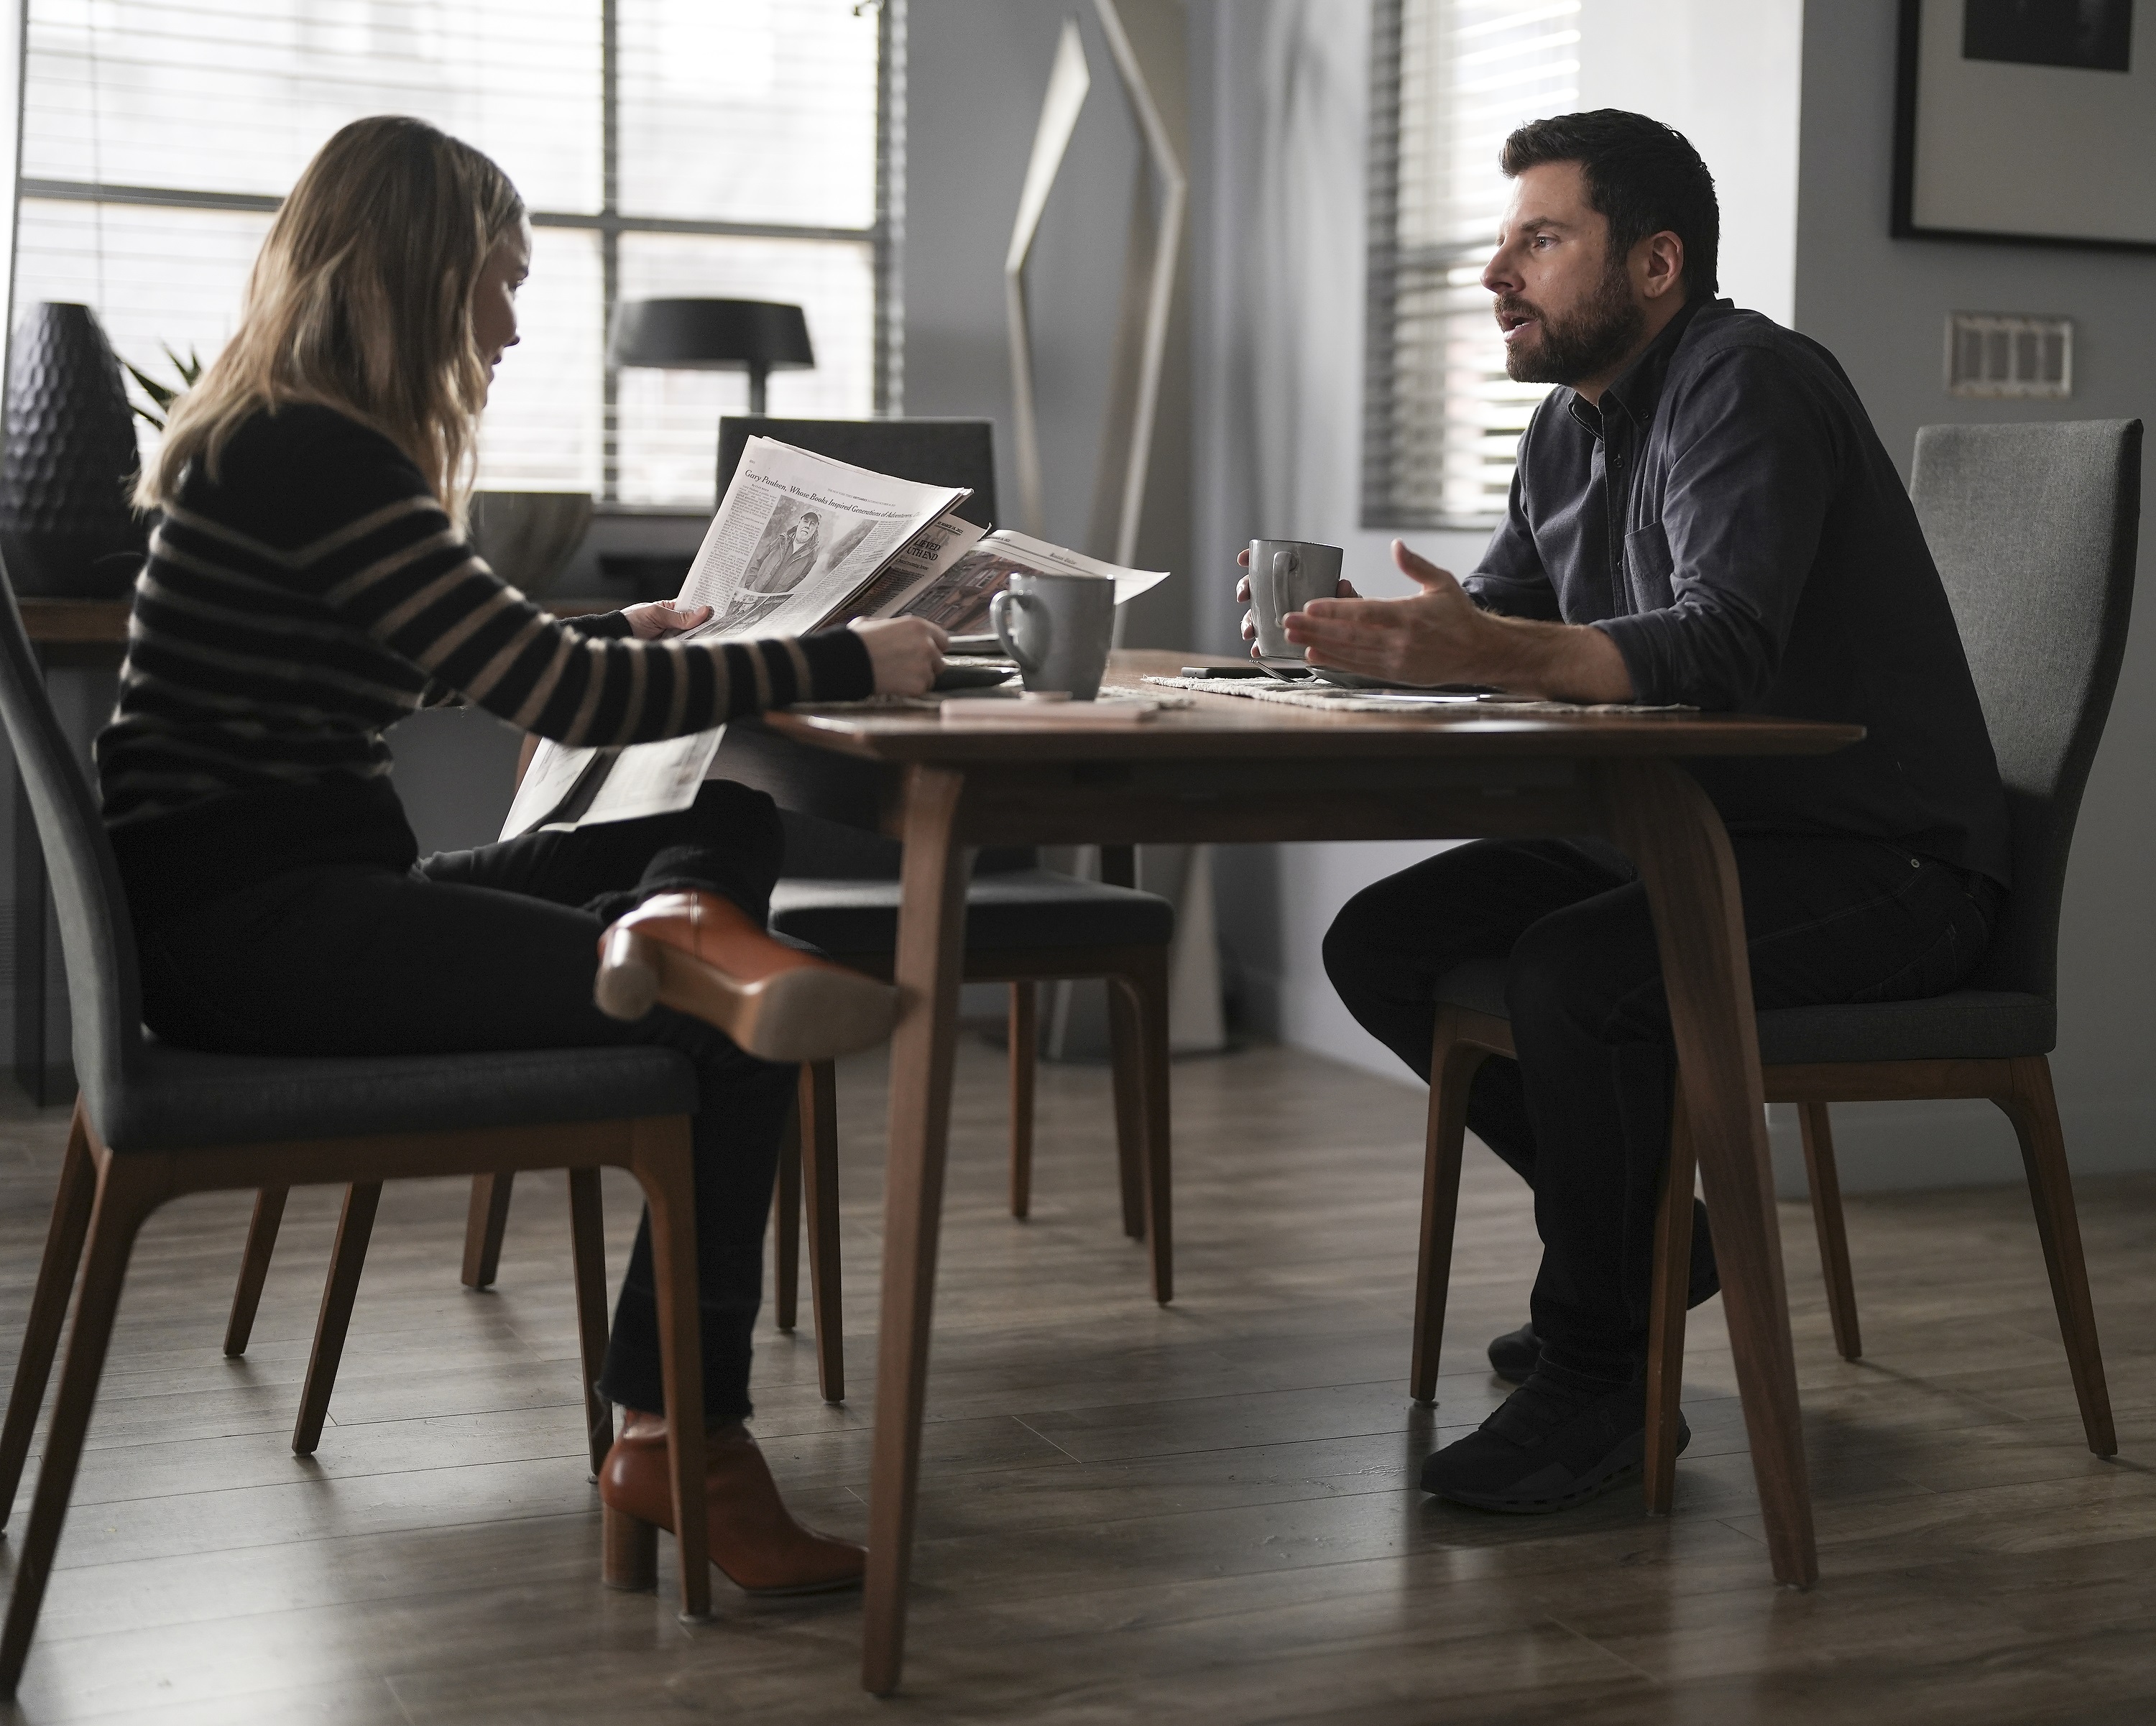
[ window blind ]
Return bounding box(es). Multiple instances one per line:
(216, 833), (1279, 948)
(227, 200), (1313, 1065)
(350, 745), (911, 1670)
(10, 0), (895, 505)
(1362, 0), (1580, 531)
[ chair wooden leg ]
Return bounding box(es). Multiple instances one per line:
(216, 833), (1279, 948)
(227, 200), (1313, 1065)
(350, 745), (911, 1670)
(1996, 1055), (2114, 1457)
(798, 1060), (845, 1403)
(1106, 978), (1147, 1241)
(627, 1116), (710, 1620)
(0, 1104), (97, 1533)
(291, 1183), (382, 1457)
(1008, 982), (1038, 1219)
(567, 1168), (614, 1477)
(1412, 1012), (1490, 1406)
(0, 1155), (155, 1698)
(223, 1186), (289, 1358)
(1644, 1100), (1699, 1515)
(461, 1172), (515, 1290)
(773, 1102), (802, 1334)
(1116, 960), (1174, 1306)
(1797, 1101), (1862, 1360)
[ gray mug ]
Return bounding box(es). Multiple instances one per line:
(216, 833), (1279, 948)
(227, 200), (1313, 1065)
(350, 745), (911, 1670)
(1247, 538), (1344, 668)
(989, 571), (1116, 699)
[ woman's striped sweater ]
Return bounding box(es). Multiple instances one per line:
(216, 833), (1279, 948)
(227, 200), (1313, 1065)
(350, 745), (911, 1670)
(96, 403), (871, 919)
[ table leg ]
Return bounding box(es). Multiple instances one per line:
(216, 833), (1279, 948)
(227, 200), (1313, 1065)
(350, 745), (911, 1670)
(863, 766), (975, 1694)
(1596, 759), (1817, 1587)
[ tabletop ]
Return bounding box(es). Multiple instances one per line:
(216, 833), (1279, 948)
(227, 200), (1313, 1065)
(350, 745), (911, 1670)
(763, 650), (1866, 763)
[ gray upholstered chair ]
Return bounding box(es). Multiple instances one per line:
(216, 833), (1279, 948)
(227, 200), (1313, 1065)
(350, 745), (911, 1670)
(0, 571), (717, 1697)
(456, 417), (1181, 1408)
(1411, 419), (2140, 1512)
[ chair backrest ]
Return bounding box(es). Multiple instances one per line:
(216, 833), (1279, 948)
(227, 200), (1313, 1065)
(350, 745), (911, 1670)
(717, 416), (998, 528)
(1910, 420), (2142, 1000)
(0, 560), (144, 1130)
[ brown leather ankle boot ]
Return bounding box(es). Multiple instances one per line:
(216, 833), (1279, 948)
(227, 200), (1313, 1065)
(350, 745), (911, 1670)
(592, 890), (896, 1061)
(597, 1419), (865, 1597)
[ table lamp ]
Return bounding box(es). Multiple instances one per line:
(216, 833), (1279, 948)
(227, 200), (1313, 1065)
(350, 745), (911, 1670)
(607, 298), (814, 415)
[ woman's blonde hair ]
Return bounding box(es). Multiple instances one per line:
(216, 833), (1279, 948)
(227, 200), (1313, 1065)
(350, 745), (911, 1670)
(139, 115), (524, 518)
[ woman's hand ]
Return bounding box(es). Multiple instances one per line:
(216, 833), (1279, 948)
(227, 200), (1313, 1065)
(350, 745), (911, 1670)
(851, 616), (949, 696)
(622, 599), (713, 639)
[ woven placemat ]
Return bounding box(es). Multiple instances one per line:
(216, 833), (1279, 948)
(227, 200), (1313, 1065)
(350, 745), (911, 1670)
(1141, 675), (1691, 716)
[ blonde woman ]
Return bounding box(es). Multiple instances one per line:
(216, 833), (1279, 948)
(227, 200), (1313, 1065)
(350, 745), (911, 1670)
(97, 116), (944, 1596)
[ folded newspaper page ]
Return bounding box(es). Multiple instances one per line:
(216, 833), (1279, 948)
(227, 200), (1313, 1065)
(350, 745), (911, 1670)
(874, 529), (1168, 630)
(501, 438), (1167, 839)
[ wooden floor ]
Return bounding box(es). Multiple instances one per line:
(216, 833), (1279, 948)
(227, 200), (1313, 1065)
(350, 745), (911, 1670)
(1, 1038), (2154, 1724)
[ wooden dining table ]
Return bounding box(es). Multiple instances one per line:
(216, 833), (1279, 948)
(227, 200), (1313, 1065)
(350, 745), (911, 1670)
(714, 647), (1865, 1694)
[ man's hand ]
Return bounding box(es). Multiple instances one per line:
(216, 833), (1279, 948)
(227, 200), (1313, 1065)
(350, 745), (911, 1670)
(1253, 540), (1636, 701)
(1282, 542), (1488, 686)
(622, 599), (713, 639)
(851, 615), (948, 696)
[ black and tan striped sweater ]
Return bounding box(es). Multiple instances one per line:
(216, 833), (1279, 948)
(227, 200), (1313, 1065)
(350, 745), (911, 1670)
(96, 403), (870, 920)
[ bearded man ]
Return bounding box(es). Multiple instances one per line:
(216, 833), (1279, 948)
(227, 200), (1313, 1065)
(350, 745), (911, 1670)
(1276, 111), (2009, 1513)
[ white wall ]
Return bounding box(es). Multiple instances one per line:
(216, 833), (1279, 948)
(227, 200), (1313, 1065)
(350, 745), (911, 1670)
(1782, 0), (2156, 1190)
(1191, 0), (1805, 1082)
(906, 0), (1192, 647)
(1577, 0), (1800, 325)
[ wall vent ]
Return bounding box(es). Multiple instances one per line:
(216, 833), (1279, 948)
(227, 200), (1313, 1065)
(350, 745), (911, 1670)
(1945, 313), (2073, 399)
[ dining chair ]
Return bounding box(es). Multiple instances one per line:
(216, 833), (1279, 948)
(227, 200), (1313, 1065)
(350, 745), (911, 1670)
(453, 417), (1181, 1408)
(1409, 417), (2141, 1513)
(0, 568), (717, 1698)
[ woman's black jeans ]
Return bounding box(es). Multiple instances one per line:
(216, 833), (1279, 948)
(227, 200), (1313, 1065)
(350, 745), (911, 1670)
(1323, 834), (1998, 1381)
(132, 779), (795, 1425)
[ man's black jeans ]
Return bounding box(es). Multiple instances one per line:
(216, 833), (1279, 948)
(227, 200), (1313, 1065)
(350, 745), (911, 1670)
(133, 779), (794, 1426)
(1323, 835), (1997, 1380)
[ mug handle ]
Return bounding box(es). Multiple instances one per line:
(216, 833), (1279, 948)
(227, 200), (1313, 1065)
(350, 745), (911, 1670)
(1271, 548), (1300, 619)
(990, 588), (1044, 675)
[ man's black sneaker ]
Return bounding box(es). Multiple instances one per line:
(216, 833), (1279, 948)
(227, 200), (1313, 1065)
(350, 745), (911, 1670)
(1419, 1373), (1690, 1513)
(1487, 1321), (1540, 1383)
(1485, 1199), (1723, 1383)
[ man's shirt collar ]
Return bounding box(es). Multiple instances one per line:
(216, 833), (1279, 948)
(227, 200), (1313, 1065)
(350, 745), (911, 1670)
(1565, 295), (1719, 440)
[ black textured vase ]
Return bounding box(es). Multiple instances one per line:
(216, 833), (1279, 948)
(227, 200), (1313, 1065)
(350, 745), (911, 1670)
(0, 302), (149, 598)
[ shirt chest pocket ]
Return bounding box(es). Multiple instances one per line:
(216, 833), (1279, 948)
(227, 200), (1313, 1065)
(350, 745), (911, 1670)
(1623, 520), (1675, 612)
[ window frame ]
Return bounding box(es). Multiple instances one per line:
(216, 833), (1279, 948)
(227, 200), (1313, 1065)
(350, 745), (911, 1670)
(1360, 0), (1574, 535)
(4, 0), (908, 505)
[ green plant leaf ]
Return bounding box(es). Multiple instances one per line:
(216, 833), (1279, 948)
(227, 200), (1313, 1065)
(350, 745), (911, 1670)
(122, 359), (178, 411)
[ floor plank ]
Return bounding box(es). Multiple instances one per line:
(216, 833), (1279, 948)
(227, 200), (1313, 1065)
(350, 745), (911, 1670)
(1, 1037), (2152, 1723)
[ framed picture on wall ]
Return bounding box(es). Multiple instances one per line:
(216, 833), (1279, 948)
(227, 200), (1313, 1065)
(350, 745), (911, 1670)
(1893, 0), (2156, 251)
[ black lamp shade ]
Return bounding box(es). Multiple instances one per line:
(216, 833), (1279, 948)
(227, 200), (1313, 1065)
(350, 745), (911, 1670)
(609, 299), (814, 374)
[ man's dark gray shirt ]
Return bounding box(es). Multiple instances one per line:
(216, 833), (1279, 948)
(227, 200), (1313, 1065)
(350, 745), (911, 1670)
(1465, 297), (2011, 885)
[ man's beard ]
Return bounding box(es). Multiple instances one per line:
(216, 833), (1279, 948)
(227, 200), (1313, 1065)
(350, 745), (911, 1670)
(1497, 260), (1646, 387)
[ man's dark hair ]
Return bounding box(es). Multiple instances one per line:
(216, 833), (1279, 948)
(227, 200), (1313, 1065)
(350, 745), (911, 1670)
(1501, 110), (1719, 297)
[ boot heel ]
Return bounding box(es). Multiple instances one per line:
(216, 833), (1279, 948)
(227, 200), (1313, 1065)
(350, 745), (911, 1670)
(602, 1500), (659, 1591)
(594, 928), (660, 1021)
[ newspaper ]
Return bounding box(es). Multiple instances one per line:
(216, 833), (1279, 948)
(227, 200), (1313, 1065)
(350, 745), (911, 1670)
(502, 438), (1170, 839)
(503, 438), (969, 839)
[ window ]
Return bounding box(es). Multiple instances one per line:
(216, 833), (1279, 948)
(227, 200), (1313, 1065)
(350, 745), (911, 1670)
(9, 0), (903, 506)
(1361, 0), (1578, 530)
